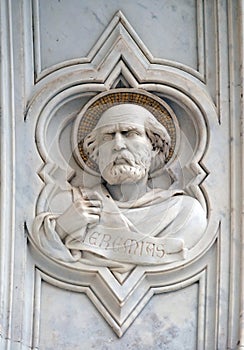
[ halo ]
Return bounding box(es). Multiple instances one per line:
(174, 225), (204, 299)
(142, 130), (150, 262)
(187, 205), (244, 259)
(72, 89), (180, 176)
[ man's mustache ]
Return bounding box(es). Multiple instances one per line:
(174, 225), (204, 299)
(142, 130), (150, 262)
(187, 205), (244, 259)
(112, 151), (135, 166)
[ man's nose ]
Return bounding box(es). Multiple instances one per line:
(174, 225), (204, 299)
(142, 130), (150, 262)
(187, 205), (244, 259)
(113, 132), (126, 151)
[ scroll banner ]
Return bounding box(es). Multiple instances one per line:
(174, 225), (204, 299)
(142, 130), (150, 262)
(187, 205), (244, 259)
(65, 225), (188, 265)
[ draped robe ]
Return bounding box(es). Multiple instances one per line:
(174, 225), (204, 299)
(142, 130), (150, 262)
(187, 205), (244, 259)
(33, 184), (207, 271)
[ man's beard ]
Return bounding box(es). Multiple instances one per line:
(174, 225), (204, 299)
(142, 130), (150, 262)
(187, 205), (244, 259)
(99, 149), (152, 185)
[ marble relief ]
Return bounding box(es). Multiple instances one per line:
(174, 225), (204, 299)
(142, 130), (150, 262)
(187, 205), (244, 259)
(26, 11), (218, 338)
(32, 90), (207, 273)
(1, 1), (241, 347)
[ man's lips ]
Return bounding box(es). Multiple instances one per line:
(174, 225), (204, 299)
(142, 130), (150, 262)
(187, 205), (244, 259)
(113, 158), (129, 165)
(113, 153), (136, 165)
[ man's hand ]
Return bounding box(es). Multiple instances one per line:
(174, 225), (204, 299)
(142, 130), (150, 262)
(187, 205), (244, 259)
(56, 193), (102, 239)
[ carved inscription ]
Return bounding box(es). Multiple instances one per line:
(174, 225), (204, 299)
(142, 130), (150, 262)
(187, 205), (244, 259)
(64, 226), (187, 265)
(88, 231), (166, 258)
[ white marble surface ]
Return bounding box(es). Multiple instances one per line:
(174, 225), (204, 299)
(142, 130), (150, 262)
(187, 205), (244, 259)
(0, 0), (243, 349)
(39, 282), (198, 350)
(38, 0), (197, 70)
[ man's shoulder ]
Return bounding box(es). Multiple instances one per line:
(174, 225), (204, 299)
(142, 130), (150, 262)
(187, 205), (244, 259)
(135, 188), (184, 207)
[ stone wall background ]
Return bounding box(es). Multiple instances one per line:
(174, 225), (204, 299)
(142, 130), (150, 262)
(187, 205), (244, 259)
(0, 1), (243, 349)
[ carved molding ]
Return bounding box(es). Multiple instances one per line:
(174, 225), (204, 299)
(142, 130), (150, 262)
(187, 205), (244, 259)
(23, 10), (223, 338)
(0, 1), (242, 347)
(32, 253), (212, 341)
(227, 1), (244, 349)
(0, 0), (16, 343)
(32, 2), (206, 82)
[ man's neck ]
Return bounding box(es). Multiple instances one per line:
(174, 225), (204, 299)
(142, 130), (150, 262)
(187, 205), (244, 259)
(105, 176), (148, 202)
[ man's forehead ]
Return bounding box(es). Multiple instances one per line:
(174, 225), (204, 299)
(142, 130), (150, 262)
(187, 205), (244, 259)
(94, 104), (155, 129)
(99, 123), (145, 133)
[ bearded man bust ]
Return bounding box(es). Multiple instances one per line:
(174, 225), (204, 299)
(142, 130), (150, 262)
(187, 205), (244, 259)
(33, 103), (207, 273)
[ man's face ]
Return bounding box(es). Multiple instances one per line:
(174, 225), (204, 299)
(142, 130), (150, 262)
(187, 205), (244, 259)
(97, 122), (153, 185)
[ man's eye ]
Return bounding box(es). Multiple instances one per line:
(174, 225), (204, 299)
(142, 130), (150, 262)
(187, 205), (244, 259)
(126, 130), (140, 137)
(102, 134), (113, 141)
